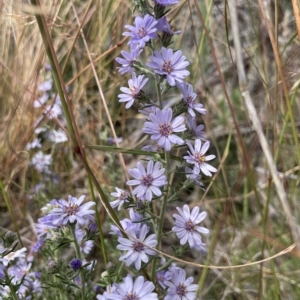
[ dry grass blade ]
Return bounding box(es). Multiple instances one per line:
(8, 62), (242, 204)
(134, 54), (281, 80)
(227, 0), (299, 248)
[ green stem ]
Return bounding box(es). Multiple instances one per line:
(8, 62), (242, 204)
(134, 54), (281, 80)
(87, 176), (108, 264)
(70, 225), (86, 300)
(9, 286), (20, 300)
(151, 152), (171, 281)
(155, 76), (163, 109)
(150, 72), (169, 280)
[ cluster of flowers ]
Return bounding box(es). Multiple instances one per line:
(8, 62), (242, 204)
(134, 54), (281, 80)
(1, 1), (217, 299)
(0, 195), (98, 298)
(33, 195), (96, 253)
(27, 66), (68, 175)
(96, 0), (217, 299)
(0, 235), (41, 297)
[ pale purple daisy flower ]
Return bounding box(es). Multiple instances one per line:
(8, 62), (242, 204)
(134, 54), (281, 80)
(115, 45), (143, 74)
(110, 209), (144, 237)
(142, 143), (164, 152)
(154, 0), (180, 6)
(178, 82), (206, 117)
(30, 151), (52, 173)
(35, 220), (56, 239)
(0, 286), (9, 298)
(157, 269), (172, 288)
(138, 101), (167, 117)
(185, 167), (205, 189)
(164, 267), (198, 300)
(156, 17), (181, 46)
(123, 14), (158, 48)
(172, 204), (208, 250)
(48, 195), (95, 226)
(106, 274), (158, 300)
(48, 129), (68, 143)
(31, 238), (44, 253)
(25, 275), (42, 295)
(107, 136), (123, 144)
(0, 247), (27, 267)
(118, 72), (149, 109)
(38, 79), (53, 92)
(44, 102), (62, 119)
(186, 115), (206, 140)
(143, 108), (186, 151)
(139, 104), (159, 116)
(110, 187), (129, 210)
(156, 17), (181, 35)
(184, 139), (217, 176)
(8, 259), (32, 284)
(97, 285), (116, 299)
(34, 127), (47, 134)
(25, 138), (42, 150)
(147, 47), (190, 86)
(117, 224), (157, 270)
(126, 160), (167, 201)
(34, 93), (49, 108)
(75, 228), (94, 255)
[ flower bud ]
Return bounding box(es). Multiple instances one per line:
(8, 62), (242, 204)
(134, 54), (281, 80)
(70, 258), (82, 271)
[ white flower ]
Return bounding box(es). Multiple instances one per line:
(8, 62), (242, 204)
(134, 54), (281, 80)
(164, 267), (199, 300)
(34, 127), (47, 134)
(186, 115), (206, 140)
(126, 160), (167, 201)
(185, 167), (205, 189)
(48, 129), (68, 143)
(38, 79), (53, 92)
(34, 93), (48, 108)
(44, 103), (62, 119)
(0, 247), (27, 266)
(172, 204), (208, 251)
(117, 224), (157, 270)
(178, 82), (206, 117)
(183, 139), (217, 176)
(110, 187), (129, 211)
(48, 195), (95, 226)
(106, 274), (158, 300)
(26, 138), (42, 150)
(30, 151), (52, 173)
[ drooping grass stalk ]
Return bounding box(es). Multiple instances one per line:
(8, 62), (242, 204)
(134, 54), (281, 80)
(29, 0), (125, 235)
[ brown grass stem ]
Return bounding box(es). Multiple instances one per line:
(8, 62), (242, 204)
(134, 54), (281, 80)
(71, 2), (130, 183)
(193, 0), (261, 206)
(228, 0), (299, 247)
(257, 0), (300, 165)
(291, 0), (300, 41)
